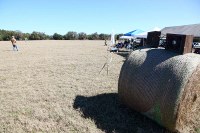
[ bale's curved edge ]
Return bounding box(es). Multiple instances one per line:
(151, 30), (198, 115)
(118, 48), (200, 132)
(175, 65), (200, 133)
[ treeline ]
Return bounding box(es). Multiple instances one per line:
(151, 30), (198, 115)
(0, 29), (123, 41)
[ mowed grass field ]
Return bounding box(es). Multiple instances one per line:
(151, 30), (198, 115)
(0, 40), (170, 133)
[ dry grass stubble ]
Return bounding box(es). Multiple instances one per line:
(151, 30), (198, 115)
(0, 40), (170, 133)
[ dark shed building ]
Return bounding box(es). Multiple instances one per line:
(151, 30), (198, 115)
(161, 23), (200, 37)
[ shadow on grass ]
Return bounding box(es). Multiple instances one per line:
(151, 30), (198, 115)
(73, 93), (172, 133)
(3, 50), (14, 52)
(115, 46), (150, 59)
(116, 51), (130, 59)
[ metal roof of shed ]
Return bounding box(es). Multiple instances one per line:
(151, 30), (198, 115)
(161, 24), (200, 37)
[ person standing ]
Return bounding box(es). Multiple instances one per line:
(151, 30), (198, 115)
(11, 36), (18, 51)
(104, 39), (107, 46)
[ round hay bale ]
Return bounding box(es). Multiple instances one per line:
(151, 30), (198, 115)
(118, 48), (200, 132)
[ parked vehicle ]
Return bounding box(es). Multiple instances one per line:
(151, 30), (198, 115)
(193, 42), (200, 48)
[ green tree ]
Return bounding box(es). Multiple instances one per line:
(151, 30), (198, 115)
(38, 32), (47, 40)
(48, 35), (54, 40)
(53, 33), (63, 40)
(64, 31), (78, 40)
(88, 32), (99, 40)
(15, 30), (23, 40)
(23, 33), (30, 40)
(3, 34), (11, 41)
(0, 34), (3, 41)
(29, 31), (48, 40)
(78, 32), (87, 40)
(29, 32), (41, 40)
(99, 33), (110, 40)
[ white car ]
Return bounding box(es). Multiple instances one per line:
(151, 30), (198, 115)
(135, 38), (141, 44)
(193, 42), (200, 48)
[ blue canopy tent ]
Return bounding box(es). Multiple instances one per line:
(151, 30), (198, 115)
(124, 29), (144, 36)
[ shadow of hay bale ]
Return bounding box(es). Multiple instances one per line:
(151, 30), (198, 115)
(73, 93), (172, 133)
(116, 47), (148, 59)
(116, 52), (130, 59)
(116, 49), (133, 60)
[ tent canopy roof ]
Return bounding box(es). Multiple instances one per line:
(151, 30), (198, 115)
(124, 29), (144, 36)
(134, 27), (161, 38)
(119, 36), (134, 39)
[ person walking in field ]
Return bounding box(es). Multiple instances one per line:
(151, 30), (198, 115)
(11, 36), (18, 51)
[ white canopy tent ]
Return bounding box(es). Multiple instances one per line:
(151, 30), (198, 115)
(134, 27), (161, 38)
(119, 36), (134, 39)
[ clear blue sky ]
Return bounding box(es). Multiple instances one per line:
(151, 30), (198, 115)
(0, 0), (199, 35)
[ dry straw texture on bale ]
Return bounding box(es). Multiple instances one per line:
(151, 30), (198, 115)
(118, 48), (200, 132)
